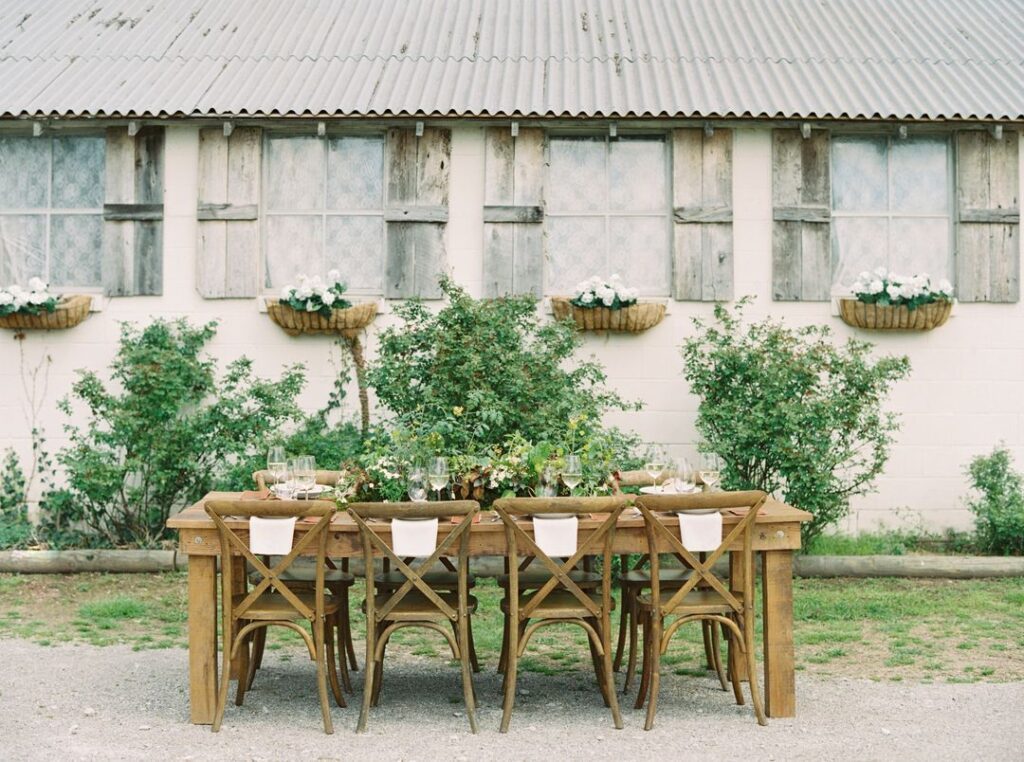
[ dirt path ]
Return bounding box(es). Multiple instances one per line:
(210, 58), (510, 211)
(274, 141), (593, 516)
(0, 639), (1020, 761)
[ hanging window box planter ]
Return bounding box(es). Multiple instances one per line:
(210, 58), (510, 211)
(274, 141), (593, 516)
(266, 272), (378, 337)
(0, 280), (92, 331)
(838, 270), (953, 332)
(552, 275), (665, 334)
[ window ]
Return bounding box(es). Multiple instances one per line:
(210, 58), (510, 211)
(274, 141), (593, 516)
(831, 136), (953, 287)
(544, 136), (671, 295)
(0, 134), (105, 288)
(263, 134), (385, 292)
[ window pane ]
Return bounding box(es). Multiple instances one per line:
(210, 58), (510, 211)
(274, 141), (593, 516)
(890, 217), (951, 280)
(548, 137), (606, 212)
(266, 136), (322, 211)
(833, 216), (888, 287)
(327, 136), (383, 210)
(832, 137), (887, 212)
(0, 214), (46, 284)
(545, 216), (605, 293)
(264, 216), (323, 288)
(49, 215), (103, 287)
(52, 136), (105, 209)
(608, 217), (670, 295)
(609, 139), (666, 212)
(0, 137), (48, 209)
(891, 138), (948, 214)
(325, 216), (384, 291)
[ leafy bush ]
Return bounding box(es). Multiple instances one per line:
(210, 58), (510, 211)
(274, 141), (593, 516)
(368, 277), (638, 455)
(681, 300), (911, 545)
(57, 319), (305, 547)
(0, 449), (32, 549)
(966, 447), (1024, 555)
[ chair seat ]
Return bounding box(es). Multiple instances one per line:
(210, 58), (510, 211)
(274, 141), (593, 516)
(375, 569), (476, 590)
(234, 591), (339, 620)
(620, 567), (694, 586)
(365, 591), (479, 622)
(501, 589), (613, 619)
(497, 569), (601, 589)
(637, 588), (743, 615)
(248, 567), (354, 585)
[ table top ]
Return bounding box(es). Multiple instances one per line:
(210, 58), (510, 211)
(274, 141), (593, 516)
(167, 491), (812, 531)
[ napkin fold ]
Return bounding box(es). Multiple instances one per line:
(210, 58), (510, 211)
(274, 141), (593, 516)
(533, 516), (578, 557)
(677, 511), (722, 552)
(392, 518), (439, 557)
(249, 516), (297, 555)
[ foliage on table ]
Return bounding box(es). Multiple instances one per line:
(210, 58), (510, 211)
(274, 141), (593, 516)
(279, 271), (352, 316)
(966, 447), (1024, 556)
(0, 278), (59, 317)
(681, 299), (911, 545)
(54, 319), (306, 547)
(368, 276), (638, 457)
(569, 274), (639, 310)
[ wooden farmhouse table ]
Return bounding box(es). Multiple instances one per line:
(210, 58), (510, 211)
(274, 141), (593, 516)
(167, 492), (811, 725)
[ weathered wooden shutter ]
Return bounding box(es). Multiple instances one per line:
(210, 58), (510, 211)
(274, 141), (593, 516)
(482, 127), (545, 296)
(103, 126), (164, 296)
(772, 129), (831, 301)
(384, 127), (450, 298)
(195, 127), (261, 298)
(956, 131), (1020, 303)
(672, 128), (733, 300)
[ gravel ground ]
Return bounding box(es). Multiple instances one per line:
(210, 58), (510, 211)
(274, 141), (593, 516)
(0, 639), (1020, 761)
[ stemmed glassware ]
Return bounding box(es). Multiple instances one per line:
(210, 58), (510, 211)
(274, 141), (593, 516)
(561, 454), (582, 495)
(267, 446), (287, 492)
(407, 465), (428, 503)
(699, 452), (722, 492)
(675, 457), (696, 493)
(293, 455), (317, 497)
(644, 447), (667, 490)
(428, 457), (449, 501)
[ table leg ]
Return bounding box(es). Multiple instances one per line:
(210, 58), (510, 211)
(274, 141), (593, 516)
(187, 555), (218, 725)
(761, 549), (796, 718)
(728, 551), (748, 682)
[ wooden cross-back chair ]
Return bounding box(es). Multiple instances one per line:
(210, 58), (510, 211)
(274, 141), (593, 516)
(205, 499), (345, 734)
(633, 490), (769, 730)
(492, 496), (629, 733)
(347, 500), (480, 734)
(248, 470), (357, 692)
(610, 470), (726, 694)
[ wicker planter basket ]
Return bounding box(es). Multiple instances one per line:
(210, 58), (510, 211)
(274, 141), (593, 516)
(551, 297), (666, 333)
(266, 300), (378, 338)
(838, 299), (952, 331)
(0, 294), (92, 331)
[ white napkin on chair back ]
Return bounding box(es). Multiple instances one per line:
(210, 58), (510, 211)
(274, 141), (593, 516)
(392, 518), (439, 557)
(533, 516), (578, 557)
(677, 511), (722, 552)
(249, 516), (297, 555)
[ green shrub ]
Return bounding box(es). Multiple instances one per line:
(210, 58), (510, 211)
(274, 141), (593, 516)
(681, 300), (910, 545)
(0, 448), (32, 549)
(966, 447), (1024, 555)
(57, 319), (305, 547)
(368, 277), (638, 455)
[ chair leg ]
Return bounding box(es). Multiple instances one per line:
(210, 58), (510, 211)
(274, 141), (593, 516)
(497, 608), (510, 674)
(601, 614), (623, 730)
(744, 615), (767, 726)
(234, 627), (251, 707)
(727, 620), (746, 706)
(458, 615), (478, 733)
(710, 618), (728, 691)
(357, 616), (376, 732)
(313, 618), (334, 734)
(341, 585), (359, 672)
(246, 626), (267, 691)
(500, 617), (519, 733)
(634, 610), (652, 710)
(702, 619), (715, 670)
(586, 618), (610, 707)
(336, 610), (353, 694)
(371, 625), (387, 707)
(212, 625), (234, 732)
(623, 590), (640, 693)
(467, 614), (481, 673)
(325, 621), (347, 708)
(643, 616), (662, 731)
(613, 583), (630, 672)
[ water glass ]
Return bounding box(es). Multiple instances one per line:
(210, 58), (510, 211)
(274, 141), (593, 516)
(699, 452), (722, 492)
(407, 469), (428, 503)
(562, 454), (583, 492)
(428, 457), (449, 501)
(267, 446), (287, 488)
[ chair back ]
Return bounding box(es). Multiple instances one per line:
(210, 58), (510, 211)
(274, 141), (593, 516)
(205, 499), (336, 622)
(253, 470), (343, 490)
(493, 496), (629, 622)
(346, 501), (480, 624)
(634, 491), (768, 619)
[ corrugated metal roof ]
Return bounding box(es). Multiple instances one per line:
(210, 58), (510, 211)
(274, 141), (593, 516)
(1, 0), (1022, 121)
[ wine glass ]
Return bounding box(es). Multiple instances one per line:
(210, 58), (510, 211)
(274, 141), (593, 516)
(644, 447), (666, 490)
(699, 452), (722, 492)
(675, 457), (695, 493)
(428, 457), (449, 501)
(562, 454), (583, 494)
(538, 467), (558, 497)
(407, 469), (428, 503)
(294, 455), (316, 497)
(267, 446), (287, 491)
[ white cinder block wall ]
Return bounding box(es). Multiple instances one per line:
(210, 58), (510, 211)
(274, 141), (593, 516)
(2, 124), (1022, 533)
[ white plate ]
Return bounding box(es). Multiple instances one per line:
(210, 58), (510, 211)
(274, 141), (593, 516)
(533, 513), (575, 520)
(639, 485), (700, 495)
(271, 483), (330, 498)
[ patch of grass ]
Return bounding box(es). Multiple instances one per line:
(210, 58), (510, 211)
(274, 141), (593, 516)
(79, 596), (148, 621)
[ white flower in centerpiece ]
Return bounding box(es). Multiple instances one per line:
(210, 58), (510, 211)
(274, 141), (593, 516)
(322, 291), (336, 307)
(0, 292), (12, 306)
(885, 284), (901, 300)
(28, 277), (46, 291)
(867, 279), (884, 294)
(27, 291), (48, 305)
(296, 284), (312, 299)
(580, 292), (594, 305)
